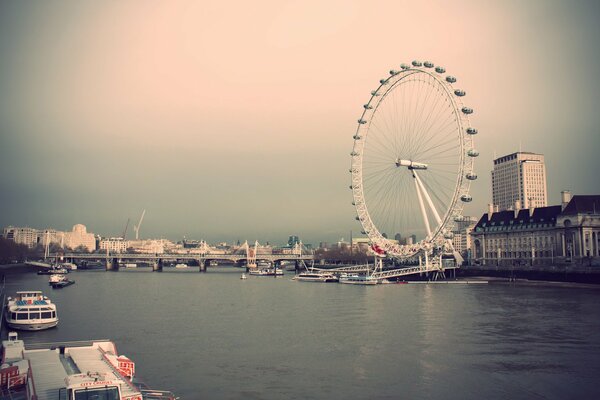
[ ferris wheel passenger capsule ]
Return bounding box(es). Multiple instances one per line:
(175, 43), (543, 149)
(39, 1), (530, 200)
(358, 119), (367, 124)
(379, 79), (389, 84)
(454, 89), (466, 96)
(467, 149), (479, 157)
(353, 134), (362, 139)
(371, 90), (380, 96)
(350, 151), (359, 156)
(424, 61), (434, 68)
(412, 60), (422, 67)
(444, 232), (454, 239)
(446, 76), (457, 83)
(466, 127), (478, 135)
(461, 195), (473, 203)
(461, 107), (473, 115)
(390, 70), (399, 75)
(466, 173), (478, 180)
(400, 63), (410, 70)
(363, 104), (372, 109)
(435, 66), (446, 73)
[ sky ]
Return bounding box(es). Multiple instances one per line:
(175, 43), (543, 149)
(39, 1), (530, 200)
(1, 0), (599, 246)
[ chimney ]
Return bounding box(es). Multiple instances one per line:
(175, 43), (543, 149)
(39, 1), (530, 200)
(561, 190), (571, 211)
(514, 200), (521, 219)
(488, 203), (494, 218)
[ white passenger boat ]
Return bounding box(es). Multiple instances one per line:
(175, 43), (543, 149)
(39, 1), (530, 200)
(249, 267), (283, 276)
(294, 272), (338, 282)
(4, 291), (58, 331)
(48, 273), (66, 284)
(175, 263), (188, 269)
(338, 273), (380, 285)
(0, 332), (176, 400)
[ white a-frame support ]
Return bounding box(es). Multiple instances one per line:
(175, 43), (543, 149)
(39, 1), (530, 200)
(412, 170), (443, 240)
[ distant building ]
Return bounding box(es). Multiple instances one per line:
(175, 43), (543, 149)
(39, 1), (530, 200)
(127, 239), (165, 254)
(99, 238), (128, 253)
(492, 151), (547, 211)
(63, 224), (96, 252)
(2, 224), (96, 251)
(1, 226), (39, 248)
(470, 192), (600, 265)
(452, 216), (478, 261)
(287, 235), (300, 247)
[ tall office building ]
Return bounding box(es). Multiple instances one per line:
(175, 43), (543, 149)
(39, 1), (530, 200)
(491, 151), (547, 211)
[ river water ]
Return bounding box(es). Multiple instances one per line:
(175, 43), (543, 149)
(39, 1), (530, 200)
(4, 267), (600, 399)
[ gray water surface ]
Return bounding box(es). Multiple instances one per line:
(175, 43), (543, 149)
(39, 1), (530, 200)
(5, 268), (600, 399)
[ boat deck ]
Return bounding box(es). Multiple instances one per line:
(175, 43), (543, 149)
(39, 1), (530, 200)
(25, 350), (69, 400)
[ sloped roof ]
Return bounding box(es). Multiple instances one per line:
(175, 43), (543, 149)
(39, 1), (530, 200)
(562, 195), (600, 215)
(474, 205), (562, 230)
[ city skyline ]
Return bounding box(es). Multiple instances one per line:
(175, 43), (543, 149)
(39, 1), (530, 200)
(1, 0), (600, 245)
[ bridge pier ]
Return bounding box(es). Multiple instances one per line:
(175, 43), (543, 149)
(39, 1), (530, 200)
(199, 259), (206, 272)
(106, 257), (119, 271)
(153, 259), (163, 272)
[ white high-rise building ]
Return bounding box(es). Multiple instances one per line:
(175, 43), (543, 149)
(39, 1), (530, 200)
(491, 152), (547, 211)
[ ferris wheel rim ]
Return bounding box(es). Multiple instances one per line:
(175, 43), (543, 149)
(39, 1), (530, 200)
(350, 61), (476, 258)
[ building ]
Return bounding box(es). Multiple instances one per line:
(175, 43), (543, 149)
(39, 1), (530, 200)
(492, 151), (547, 211)
(451, 216), (478, 261)
(2, 224), (96, 251)
(1, 227), (39, 248)
(287, 235), (300, 247)
(558, 192), (600, 259)
(98, 238), (128, 253)
(63, 224), (96, 252)
(470, 192), (600, 266)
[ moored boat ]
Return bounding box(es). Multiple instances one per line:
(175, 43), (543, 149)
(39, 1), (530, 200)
(338, 273), (379, 285)
(4, 291), (59, 331)
(294, 272), (338, 282)
(0, 332), (176, 400)
(249, 267), (283, 276)
(51, 278), (75, 289)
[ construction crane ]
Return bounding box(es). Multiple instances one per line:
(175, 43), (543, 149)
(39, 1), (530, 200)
(122, 218), (130, 240)
(134, 209), (146, 240)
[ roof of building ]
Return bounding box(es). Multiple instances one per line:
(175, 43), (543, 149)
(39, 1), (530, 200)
(561, 195), (600, 215)
(474, 205), (562, 231)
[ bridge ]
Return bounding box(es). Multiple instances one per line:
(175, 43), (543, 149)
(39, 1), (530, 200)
(61, 241), (314, 272)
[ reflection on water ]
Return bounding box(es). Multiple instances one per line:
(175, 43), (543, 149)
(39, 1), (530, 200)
(2, 268), (600, 399)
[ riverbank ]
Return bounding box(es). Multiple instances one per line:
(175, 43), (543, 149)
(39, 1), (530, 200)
(459, 264), (600, 284)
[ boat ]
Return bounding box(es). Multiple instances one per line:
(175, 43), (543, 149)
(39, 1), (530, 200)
(240, 273), (247, 280)
(175, 263), (188, 269)
(0, 332), (176, 400)
(294, 272), (338, 282)
(338, 273), (380, 285)
(248, 267), (284, 276)
(37, 266), (69, 275)
(48, 273), (66, 284)
(51, 278), (75, 289)
(4, 291), (59, 331)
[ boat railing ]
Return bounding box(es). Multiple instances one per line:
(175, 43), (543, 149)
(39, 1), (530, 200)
(23, 339), (111, 351)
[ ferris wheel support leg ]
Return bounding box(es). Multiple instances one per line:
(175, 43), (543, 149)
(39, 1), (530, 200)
(413, 174), (432, 239)
(413, 170), (442, 226)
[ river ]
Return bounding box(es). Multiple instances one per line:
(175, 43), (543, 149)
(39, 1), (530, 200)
(3, 267), (600, 399)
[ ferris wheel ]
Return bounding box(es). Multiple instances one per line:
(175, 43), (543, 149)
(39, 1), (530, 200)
(350, 60), (478, 259)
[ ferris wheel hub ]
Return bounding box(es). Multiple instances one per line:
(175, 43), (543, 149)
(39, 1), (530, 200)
(395, 159), (428, 170)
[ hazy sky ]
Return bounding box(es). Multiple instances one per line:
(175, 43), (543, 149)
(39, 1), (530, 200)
(1, 0), (599, 245)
